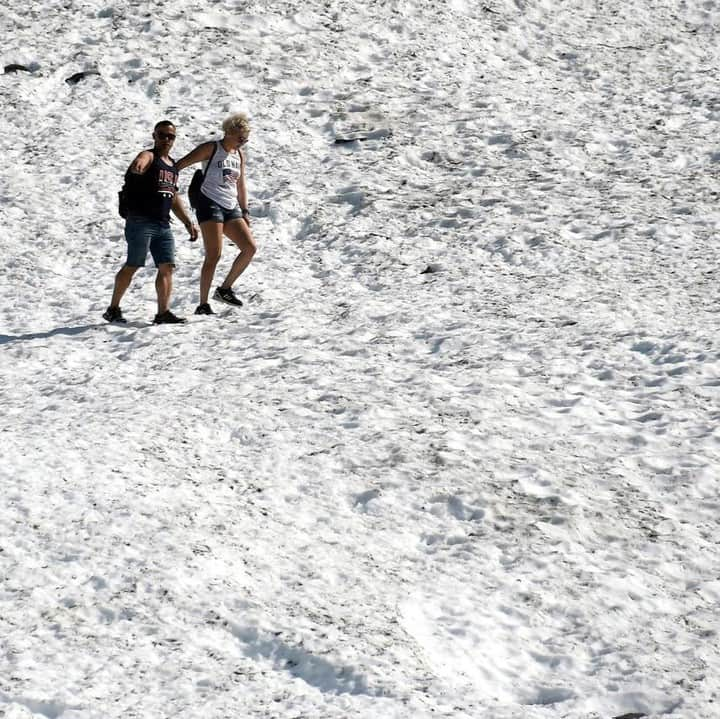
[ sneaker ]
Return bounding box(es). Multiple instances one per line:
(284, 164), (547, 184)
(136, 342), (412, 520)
(102, 306), (127, 323)
(194, 302), (215, 315)
(153, 310), (186, 325)
(213, 286), (243, 307)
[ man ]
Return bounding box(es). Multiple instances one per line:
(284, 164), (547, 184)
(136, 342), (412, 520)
(103, 120), (198, 325)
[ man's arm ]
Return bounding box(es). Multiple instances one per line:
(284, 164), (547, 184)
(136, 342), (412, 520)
(128, 150), (154, 175)
(176, 142), (215, 172)
(171, 193), (198, 241)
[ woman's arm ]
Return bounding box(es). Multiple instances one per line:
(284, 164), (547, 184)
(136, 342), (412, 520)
(176, 141), (215, 171)
(236, 150), (249, 221)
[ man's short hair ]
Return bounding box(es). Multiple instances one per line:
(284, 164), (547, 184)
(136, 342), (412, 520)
(154, 120), (175, 131)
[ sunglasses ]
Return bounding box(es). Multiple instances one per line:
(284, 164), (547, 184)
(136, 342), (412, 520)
(156, 131), (176, 141)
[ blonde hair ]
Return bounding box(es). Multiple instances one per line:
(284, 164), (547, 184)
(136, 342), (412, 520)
(222, 113), (250, 137)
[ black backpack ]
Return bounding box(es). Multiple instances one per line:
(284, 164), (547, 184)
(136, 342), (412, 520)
(188, 142), (218, 209)
(118, 153), (144, 218)
(118, 186), (129, 218)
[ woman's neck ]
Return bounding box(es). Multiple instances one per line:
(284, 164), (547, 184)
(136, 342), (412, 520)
(221, 137), (238, 153)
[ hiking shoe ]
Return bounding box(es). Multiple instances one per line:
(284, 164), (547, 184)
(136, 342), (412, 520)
(213, 286), (243, 306)
(103, 306), (127, 324)
(153, 310), (186, 325)
(194, 302), (215, 315)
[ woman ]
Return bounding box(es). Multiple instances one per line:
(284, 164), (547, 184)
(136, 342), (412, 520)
(176, 113), (257, 314)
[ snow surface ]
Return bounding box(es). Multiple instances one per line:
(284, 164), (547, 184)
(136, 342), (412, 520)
(2, 1), (720, 717)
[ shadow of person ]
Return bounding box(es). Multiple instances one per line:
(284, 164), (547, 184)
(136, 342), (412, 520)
(0, 324), (105, 345)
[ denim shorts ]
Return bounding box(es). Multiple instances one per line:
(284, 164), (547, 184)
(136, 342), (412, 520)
(195, 192), (243, 224)
(125, 217), (175, 267)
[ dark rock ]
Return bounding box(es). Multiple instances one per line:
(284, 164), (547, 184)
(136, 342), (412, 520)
(65, 70), (101, 85)
(4, 64), (31, 73)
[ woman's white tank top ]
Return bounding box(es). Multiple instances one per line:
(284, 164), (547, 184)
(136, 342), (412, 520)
(200, 142), (242, 210)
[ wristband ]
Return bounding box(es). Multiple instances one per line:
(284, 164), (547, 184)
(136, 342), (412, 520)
(241, 207), (250, 216)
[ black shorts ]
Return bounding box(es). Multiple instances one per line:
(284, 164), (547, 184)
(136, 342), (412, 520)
(195, 192), (243, 224)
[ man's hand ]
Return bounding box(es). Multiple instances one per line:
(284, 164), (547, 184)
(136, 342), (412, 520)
(185, 221), (199, 241)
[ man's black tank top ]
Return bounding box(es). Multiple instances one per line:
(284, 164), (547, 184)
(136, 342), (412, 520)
(124, 150), (178, 225)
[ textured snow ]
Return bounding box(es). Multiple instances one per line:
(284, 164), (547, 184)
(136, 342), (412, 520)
(1, 1), (719, 717)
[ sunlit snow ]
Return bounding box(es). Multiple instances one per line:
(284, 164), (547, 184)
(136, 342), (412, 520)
(1, 1), (719, 718)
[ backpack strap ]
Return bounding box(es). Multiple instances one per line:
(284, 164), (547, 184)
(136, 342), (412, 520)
(203, 141), (219, 179)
